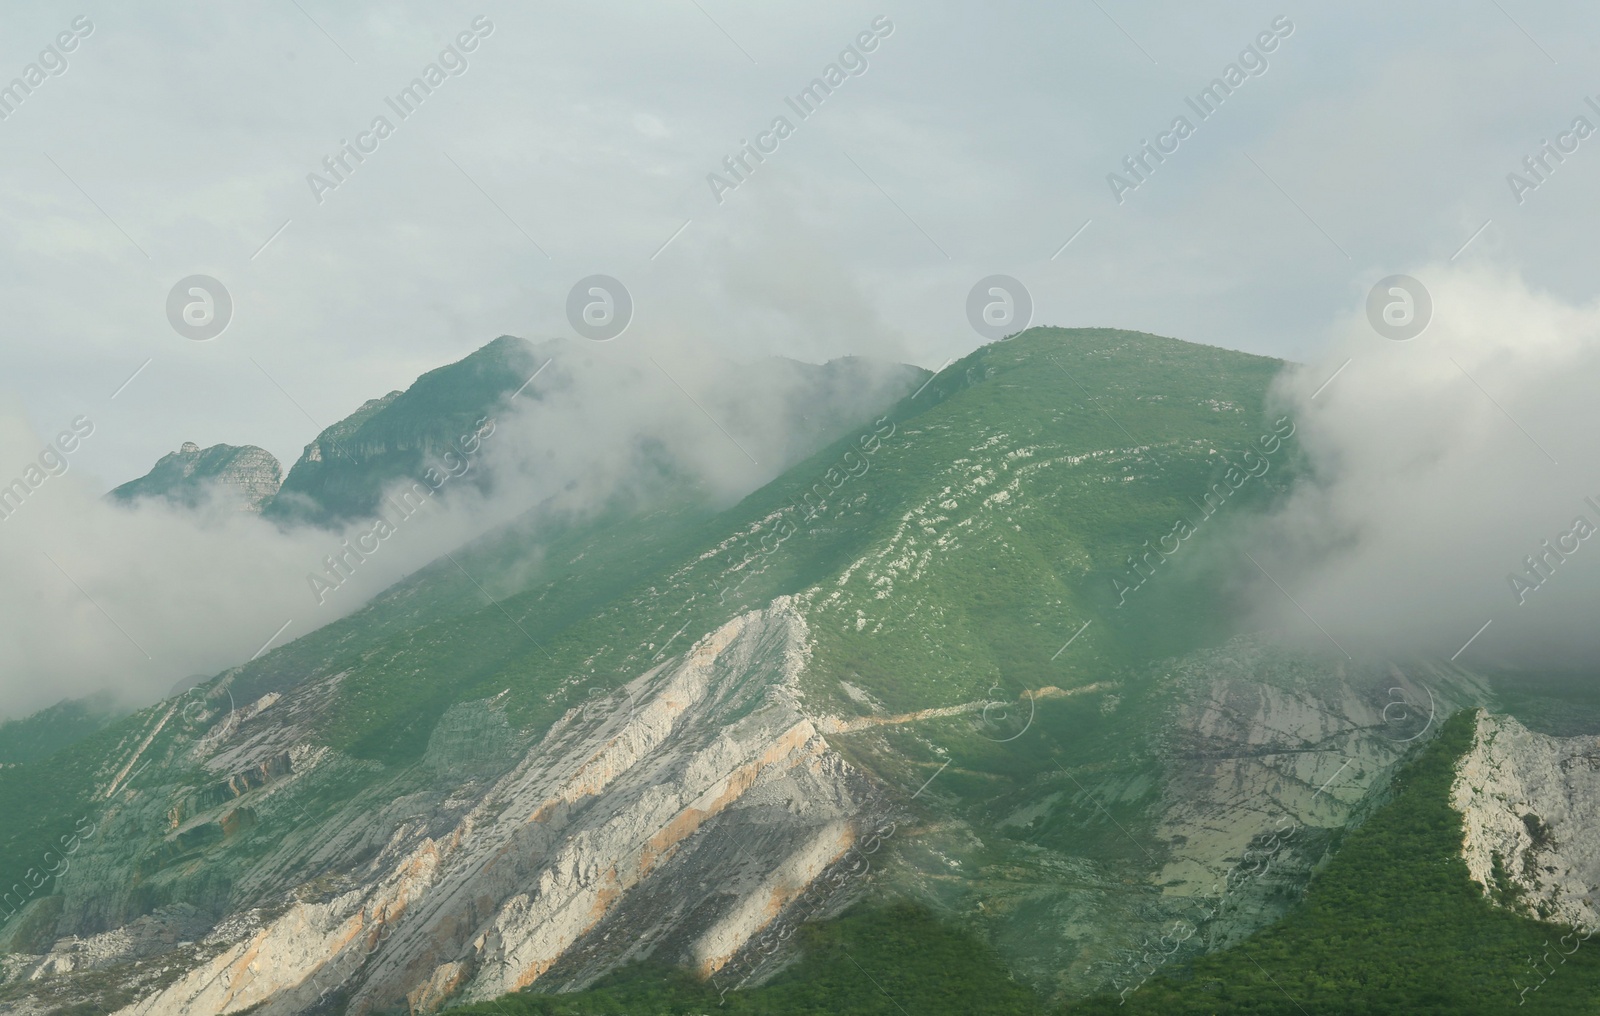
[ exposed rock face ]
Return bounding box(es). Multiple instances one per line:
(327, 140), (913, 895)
(828, 635), (1494, 1002)
(76, 597), (879, 1015)
(1452, 711), (1600, 928)
(15, 904), (212, 979)
(1152, 644), (1490, 942)
(0, 613), (1511, 1014)
(266, 334), (537, 526)
(108, 443), (282, 513)
(13, 329), (1442, 1013)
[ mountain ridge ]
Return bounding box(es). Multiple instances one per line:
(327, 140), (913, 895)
(0, 326), (1312, 1013)
(6, 326), (1591, 1014)
(108, 335), (932, 532)
(108, 442), (283, 513)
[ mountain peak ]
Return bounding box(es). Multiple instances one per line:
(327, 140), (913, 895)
(264, 339), (540, 526)
(109, 442), (282, 513)
(479, 334), (535, 357)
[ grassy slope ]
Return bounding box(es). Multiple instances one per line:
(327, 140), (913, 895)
(0, 327), (1292, 946)
(10, 328), (1593, 1011)
(235, 326), (1294, 770)
(0, 692), (124, 765)
(1070, 709), (1600, 1015)
(758, 329), (1291, 716)
(446, 903), (1047, 1016)
(453, 710), (1600, 1016)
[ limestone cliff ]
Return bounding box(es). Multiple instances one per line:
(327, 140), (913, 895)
(108, 442), (283, 513)
(3, 599), (881, 1015)
(1452, 711), (1600, 929)
(0, 611), (1512, 1014)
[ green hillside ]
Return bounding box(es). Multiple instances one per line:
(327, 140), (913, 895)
(1071, 708), (1600, 1014)
(0, 327), (1296, 956)
(210, 326), (1296, 773)
(449, 710), (1599, 1016)
(447, 904), (1046, 1016)
(0, 692), (125, 766)
(266, 335), (537, 526)
(11, 326), (1489, 1015)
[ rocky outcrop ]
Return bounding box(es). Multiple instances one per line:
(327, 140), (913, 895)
(0, 616), (1517, 1014)
(1452, 711), (1600, 928)
(958, 641), (1501, 1004)
(108, 443), (282, 513)
(265, 334), (535, 526)
(84, 597), (880, 1015)
(1153, 643), (1489, 933)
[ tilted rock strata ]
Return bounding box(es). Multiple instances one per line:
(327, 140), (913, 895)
(106, 597), (877, 1015)
(108, 443), (283, 513)
(1452, 710), (1600, 929)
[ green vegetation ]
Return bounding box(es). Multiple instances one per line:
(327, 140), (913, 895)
(209, 327), (1293, 773)
(107, 442), (281, 511)
(267, 334), (536, 525)
(448, 710), (1600, 1016)
(0, 691), (124, 765)
(447, 903), (1047, 1016)
(805, 332), (1288, 720)
(22, 328), (1586, 1013)
(1071, 709), (1600, 1015)
(0, 327), (1305, 996)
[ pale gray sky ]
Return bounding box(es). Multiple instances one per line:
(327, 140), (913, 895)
(5, 2), (1600, 712)
(1, 0), (1596, 486)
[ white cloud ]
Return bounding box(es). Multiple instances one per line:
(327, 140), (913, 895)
(0, 341), (915, 719)
(5, 0), (1600, 704)
(1251, 264), (1600, 666)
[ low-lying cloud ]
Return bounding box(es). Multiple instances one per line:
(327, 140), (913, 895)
(0, 341), (918, 721)
(1248, 263), (1600, 668)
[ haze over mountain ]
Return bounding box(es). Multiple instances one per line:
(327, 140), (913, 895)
(263, 336), (537, 527)
(6, 325), (1287, 1013)
(0, 336), (924, 722)
(1247, 265), (1600, 670)
(109, 443), (283, 514)
(3, 322), (1600, 1014)
(9, 1), (1600, 1010)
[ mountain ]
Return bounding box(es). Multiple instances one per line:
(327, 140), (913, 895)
(3, 327), (1595, 1014)
(264, 337), (535, 527)
(0, 693), (126, 767)
(1070, 708), (1600, 1014)
(102, 337), (552, 525)
(108, 442), (283, 513)
(266, 335), (929, 528)
(106, 336), (929, 534)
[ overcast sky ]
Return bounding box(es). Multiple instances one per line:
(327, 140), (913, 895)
(6, 2), (1600, 713)
(0, 0), (1594, 485)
